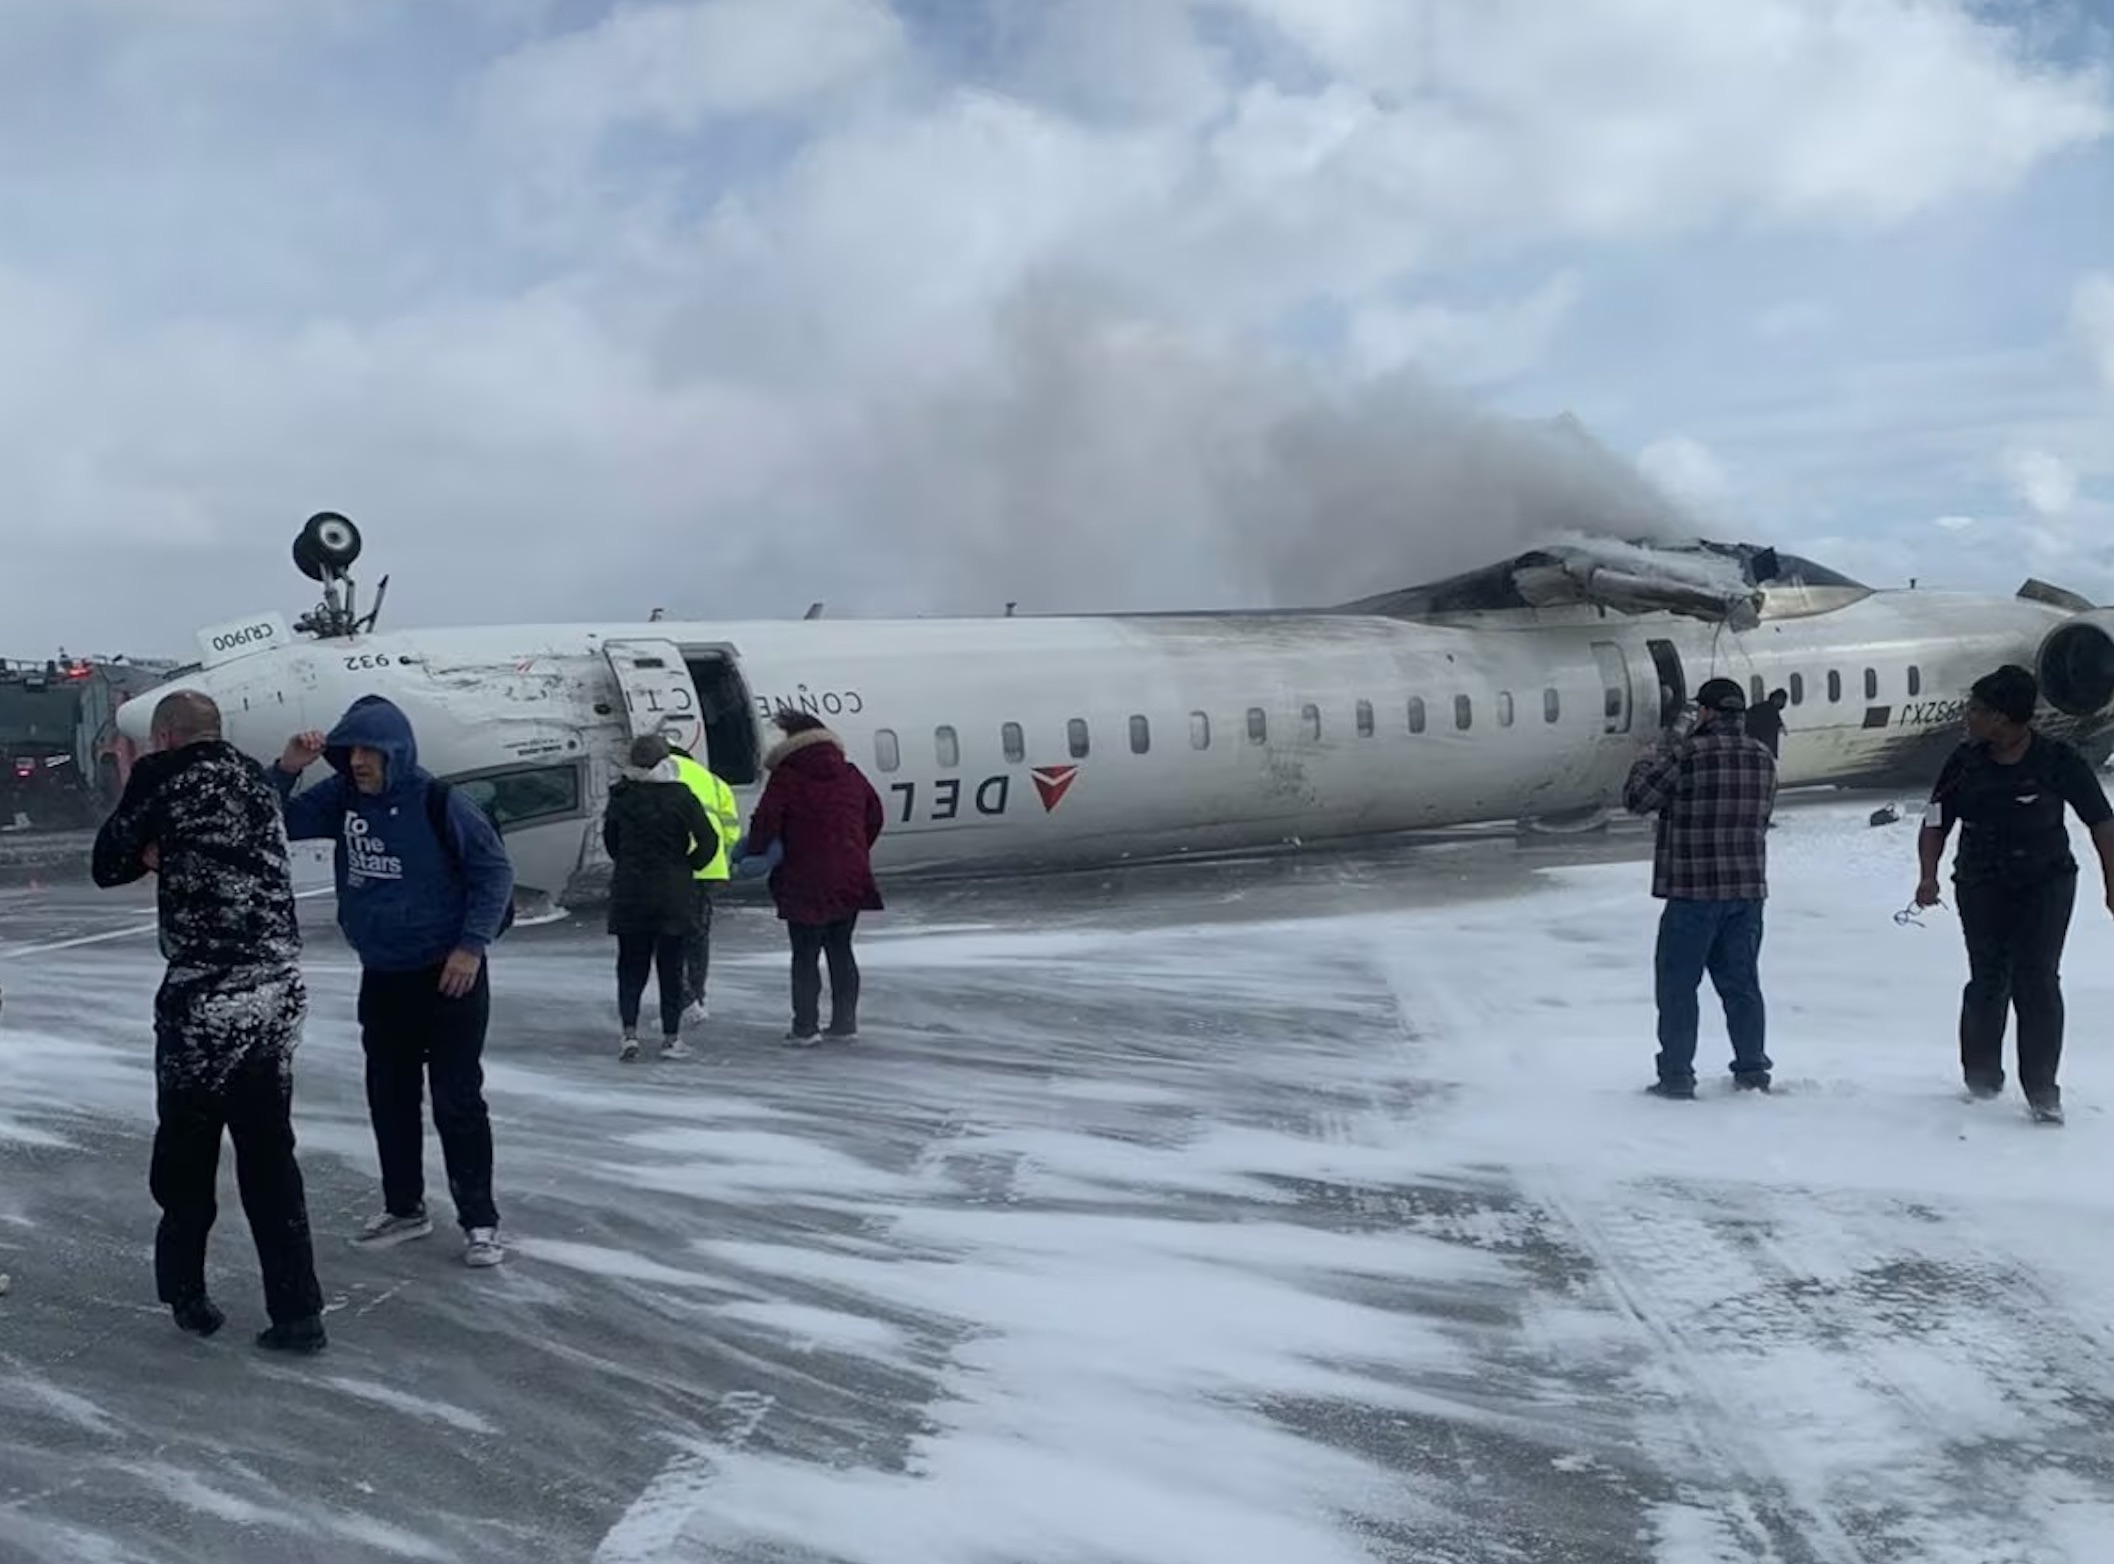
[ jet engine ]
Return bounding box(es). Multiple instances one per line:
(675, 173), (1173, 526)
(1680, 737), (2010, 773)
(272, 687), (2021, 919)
(2037, 608), (2114, 717)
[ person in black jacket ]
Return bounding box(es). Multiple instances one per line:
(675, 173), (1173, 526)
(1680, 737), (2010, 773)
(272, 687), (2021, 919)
(1745, 688), (1788, 760)
(1915, 664), (2114, 1124)
(602, 734), (718, 1061)
(90, 690), (328, 1353)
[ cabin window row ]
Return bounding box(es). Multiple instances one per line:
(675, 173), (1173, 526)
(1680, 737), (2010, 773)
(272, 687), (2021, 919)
(1746, 664), (1923, 710)
(867, 689), (1571, 773)
(868, 656), (1940, 775)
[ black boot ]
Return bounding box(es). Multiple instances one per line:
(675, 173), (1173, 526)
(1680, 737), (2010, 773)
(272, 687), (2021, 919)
(172, 1297), (225, 1338)
(256, 1315), (327, 1354)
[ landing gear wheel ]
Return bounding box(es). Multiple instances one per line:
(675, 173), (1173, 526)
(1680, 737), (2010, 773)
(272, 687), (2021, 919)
(293, 511), (362, 582)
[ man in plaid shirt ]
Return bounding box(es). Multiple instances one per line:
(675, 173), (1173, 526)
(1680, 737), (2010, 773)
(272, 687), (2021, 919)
(1622, 676), (1778, 1098)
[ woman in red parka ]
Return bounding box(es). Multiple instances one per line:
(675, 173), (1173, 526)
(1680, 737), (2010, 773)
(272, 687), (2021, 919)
(741, 711), (884, 1044)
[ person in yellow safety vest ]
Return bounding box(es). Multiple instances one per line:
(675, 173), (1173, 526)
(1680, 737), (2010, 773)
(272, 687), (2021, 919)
(667, 744), (741, 1022)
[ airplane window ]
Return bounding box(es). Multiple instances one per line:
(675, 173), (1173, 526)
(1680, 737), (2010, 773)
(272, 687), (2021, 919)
(1544, 687), (1560, 723)
(1864, 668), (1878, 700)
(1301, 704), (1321, 741)
(1827, 670), (1842, 703)
(1604, 688), (1622, 720)
(1190, 711), (1210, 749)
(1355, 699), (1374, 737)
(1407, 697), (1426, 734)
(1129, 715), (1150, 754)
(936, 725), (960, 769)
(1002, 721), (1025, 763)
(1497, 691), (1515, 728)
(875, 729), (901, 772)
(1068, 717), (1090, 758)
(449, 763), (582, 831)
(1247, 707), (1267, 744)
(1749, 676), (1765, 709)
(1455, 695), (1472, 730)
(1789, 674), (1804, 704)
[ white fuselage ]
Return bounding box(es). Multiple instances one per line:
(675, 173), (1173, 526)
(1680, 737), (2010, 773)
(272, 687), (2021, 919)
(120, 587), (2114, 909)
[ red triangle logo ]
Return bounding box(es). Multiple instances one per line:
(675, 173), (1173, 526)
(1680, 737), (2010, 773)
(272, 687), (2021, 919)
(1030, 765), (1079, 812)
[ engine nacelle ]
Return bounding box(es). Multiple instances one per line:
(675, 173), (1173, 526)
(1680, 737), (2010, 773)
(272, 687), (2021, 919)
(2037, 609), (2114, 717)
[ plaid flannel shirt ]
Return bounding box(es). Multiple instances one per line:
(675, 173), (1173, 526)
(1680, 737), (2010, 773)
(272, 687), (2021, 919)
(1622, 726), (1777, 900)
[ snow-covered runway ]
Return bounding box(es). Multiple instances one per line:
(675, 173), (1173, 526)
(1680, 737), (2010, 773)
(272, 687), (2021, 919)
(2, 797), (2110, 1563)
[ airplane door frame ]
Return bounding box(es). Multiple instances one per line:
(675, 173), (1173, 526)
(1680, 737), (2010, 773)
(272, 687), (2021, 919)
(1645, 638), (1686, 730)
(601, 638), (706, 756)
(1591, 641), (1633, 735)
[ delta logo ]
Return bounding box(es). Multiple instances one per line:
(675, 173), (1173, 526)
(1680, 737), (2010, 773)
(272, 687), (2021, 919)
(1030, 765), (1079, 813)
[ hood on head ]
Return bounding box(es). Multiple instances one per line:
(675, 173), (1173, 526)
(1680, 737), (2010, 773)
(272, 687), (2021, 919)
(617, 757), (684, 785)
(324, 695), (420, 789)
(766, 726), (847, 777)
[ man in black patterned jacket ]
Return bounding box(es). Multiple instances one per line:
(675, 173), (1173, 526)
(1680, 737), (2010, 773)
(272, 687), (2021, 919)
(92, 690), (327, 1353)
(1622, 676), (1779, 1100)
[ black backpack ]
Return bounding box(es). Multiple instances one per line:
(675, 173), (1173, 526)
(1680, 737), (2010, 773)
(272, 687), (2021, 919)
(424, 779), (517, 938)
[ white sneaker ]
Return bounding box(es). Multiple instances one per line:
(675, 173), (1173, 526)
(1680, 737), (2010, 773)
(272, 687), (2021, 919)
(682, 1000), (709, 1027)
(659, 1036), (692, 1060)
(783, 1029), (819, 1048)
(618, 1035), (640, 1062)
(464, 1228), (505, 1268)
(351, 1209), (433, 1248)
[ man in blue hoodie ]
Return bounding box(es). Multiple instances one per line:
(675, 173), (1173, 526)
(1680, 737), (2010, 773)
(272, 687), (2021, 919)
(269, 695), (516, 1268)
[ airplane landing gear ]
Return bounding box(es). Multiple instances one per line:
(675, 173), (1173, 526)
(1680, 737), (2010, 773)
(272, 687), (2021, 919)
(292, 511), (362, 583)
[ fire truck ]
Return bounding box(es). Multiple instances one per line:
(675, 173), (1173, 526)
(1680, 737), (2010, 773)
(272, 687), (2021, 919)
(0, 654), (178, 831)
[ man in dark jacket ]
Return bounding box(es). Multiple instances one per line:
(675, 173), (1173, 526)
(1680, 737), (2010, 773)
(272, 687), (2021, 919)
(742, 712), (885, 1045)
(603, 734), (718, 1061)
(91, 690), (328, 1353)
(1622, 677), (1779, 1099)
(269, 696), (515, 1267)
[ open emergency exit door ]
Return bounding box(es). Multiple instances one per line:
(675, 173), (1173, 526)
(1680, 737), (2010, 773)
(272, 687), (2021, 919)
(602, 639), (706, 757)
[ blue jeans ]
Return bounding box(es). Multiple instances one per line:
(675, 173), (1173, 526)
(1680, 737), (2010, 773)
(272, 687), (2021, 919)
(1654, 897), (1769, 1086)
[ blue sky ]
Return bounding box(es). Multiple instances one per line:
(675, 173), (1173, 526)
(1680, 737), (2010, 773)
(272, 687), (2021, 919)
(0, 0), (2110, 655)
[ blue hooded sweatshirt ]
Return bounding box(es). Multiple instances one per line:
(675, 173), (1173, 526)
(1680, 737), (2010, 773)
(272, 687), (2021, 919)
(269, 695), (516, 972)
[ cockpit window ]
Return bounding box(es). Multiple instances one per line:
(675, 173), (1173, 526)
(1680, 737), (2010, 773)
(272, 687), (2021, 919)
(445, 762), (583, 830)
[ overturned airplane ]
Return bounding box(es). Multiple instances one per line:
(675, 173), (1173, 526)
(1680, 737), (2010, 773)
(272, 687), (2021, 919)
(117, 514), (2114, 912)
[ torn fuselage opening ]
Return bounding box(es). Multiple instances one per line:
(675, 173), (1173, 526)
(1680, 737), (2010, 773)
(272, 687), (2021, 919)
(1342, 535), (1863, 627)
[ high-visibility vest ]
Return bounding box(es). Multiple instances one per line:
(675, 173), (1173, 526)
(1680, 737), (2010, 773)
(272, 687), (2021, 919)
(670, 753), (740, 882)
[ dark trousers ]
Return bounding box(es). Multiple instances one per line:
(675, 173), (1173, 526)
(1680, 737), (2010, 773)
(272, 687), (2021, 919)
(789, 915), (860, 1037)
(150, 1049), (324, 1326)
(1957, 871), (2075, 1103)
(617, 932), (687, 1037)
(357, 964), (499, 1231)
(1653, 897), (1769, 1086)
(681, 883), (715, 1008)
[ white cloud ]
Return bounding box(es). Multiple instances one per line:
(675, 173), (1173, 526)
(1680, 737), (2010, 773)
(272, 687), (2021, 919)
(474, 0), (907, 148)
(1211, 0), (2113, 232)
(2004, 445), (2081, 516)
(0, 0), (2111, 653)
